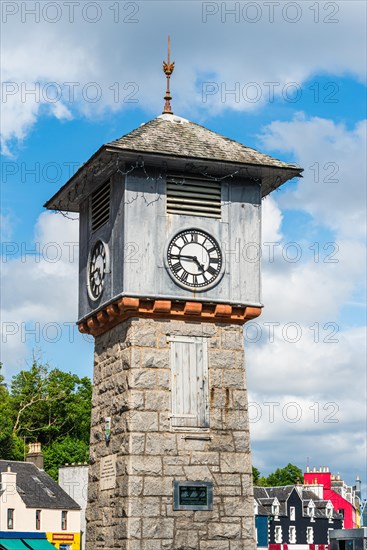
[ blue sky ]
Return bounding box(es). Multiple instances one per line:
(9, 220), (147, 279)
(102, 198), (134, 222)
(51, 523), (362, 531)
(1, 1), (366, 489)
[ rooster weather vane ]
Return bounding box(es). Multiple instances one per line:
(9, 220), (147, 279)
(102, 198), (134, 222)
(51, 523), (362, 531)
(162, 35), (175, 114)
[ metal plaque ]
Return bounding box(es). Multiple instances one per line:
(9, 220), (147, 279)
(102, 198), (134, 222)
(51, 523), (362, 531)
(173, 481), (213, 511)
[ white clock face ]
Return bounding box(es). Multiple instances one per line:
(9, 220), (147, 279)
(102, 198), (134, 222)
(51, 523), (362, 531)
(88, 240), (108, 301)
(166, 229), (223, 290)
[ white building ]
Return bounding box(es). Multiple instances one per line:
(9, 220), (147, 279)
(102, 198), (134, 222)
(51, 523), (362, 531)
(0, 452), (81, 550)
(58, 465), (88, 550)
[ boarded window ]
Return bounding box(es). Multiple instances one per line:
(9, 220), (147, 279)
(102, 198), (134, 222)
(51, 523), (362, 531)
(169, 336), (209, 428)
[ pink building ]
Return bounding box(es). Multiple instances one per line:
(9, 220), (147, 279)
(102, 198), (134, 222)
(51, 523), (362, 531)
(304, 467), (360, 528)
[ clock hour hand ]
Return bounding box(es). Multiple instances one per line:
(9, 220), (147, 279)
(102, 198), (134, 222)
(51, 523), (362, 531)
(92, 266), (101, 282)
(179, 255), (205, 271)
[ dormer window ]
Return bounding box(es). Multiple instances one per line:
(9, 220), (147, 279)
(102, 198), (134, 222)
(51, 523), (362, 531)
(254, 501), (259, 515)
(272, 500), (280, 517)
(307, 501), (315, 521)
(290, 506), (296, 521)
(326, 502), (333, 521)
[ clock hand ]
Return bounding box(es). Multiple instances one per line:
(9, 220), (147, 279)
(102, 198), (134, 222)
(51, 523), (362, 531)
(178, 254), (197, 260)
(93, 267), (102, 282)
(179, 255), (205, 271)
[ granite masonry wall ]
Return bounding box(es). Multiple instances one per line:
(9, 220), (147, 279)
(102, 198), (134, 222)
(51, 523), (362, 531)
(85, 317), (256, 550)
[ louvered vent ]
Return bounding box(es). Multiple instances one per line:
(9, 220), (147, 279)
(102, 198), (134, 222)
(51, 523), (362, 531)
(167, 175), (221, 219)
(91, 180), (110, 231)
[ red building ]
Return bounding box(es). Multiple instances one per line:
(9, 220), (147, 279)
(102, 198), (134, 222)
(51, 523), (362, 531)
(304, 467), (359, 528)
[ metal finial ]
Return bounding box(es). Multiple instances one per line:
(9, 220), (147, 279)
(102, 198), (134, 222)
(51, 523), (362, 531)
(162, 35), (175, 114)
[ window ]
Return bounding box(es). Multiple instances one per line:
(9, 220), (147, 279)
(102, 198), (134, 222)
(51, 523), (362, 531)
(169, 336), (209, 428)
(36, 510), (41, 530)
(308, 502), (315, 521)
(61, 510), (68, 530)
(290, 506), (296, 521)
(306, 526), (314, 544)
(91, 180), (110, 232)
(166, 175), (221, 219)
(274, 526), (282, 543)
(289, 526), (296, 543)
(7, 509), (14, 530)
(272, 500), (280, 517)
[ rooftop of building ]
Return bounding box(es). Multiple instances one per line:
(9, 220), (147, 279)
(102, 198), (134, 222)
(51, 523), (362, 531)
(0, 461), (80, 511)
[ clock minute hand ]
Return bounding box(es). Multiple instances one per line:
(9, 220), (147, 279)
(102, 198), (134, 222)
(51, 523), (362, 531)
(180, 255), (205, 271)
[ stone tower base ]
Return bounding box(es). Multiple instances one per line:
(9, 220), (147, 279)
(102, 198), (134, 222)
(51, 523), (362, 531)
(86, 317), (256, 550)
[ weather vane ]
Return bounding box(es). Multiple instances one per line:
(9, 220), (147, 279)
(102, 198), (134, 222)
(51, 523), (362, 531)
(162, 35), (175, 114)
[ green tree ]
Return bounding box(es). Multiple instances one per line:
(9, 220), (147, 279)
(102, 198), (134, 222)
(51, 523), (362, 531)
(252, 466), (261, 485)
(43, 437), (90, 480)
(0, 359), (92, 477)
(0, 363), (13, 458)
(257, 463), (303, 486)
(0, 363), (24, 460)
(10, 360), (92, 445)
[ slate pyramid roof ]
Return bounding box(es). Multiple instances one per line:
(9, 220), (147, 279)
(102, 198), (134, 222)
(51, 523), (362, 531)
(45, 113), (302, 212)
(108, 113), (299, 170)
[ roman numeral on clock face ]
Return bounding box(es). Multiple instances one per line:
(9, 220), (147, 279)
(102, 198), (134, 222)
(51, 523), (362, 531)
(181, 271), (189, 283)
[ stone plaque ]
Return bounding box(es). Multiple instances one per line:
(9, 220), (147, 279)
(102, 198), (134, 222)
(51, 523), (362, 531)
(100, 454), (117, 491)
(173, 481), (213, 511)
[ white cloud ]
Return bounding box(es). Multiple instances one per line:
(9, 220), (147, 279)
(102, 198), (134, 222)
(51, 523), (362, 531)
(256, 114), (366, 328)
(261, 196), (284, 243)
(260, 114), (367, 239)
(0, 212), (79, 372)
(1, 0), (366, 153)
(247, 325), (367, 479)
(1, 0), (365, 485)
(247, 112), (367, 481)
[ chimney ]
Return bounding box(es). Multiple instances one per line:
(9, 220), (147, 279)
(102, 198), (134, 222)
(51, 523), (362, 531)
(1, 465), (17, 495)
(355, 475), (362, 499)
(26, 442), (44, 470)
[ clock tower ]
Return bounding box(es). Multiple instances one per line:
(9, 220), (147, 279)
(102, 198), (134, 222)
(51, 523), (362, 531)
(45, 42), (302, 550)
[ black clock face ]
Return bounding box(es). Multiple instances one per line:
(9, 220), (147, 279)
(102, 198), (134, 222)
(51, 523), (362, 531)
(88, 241), (107, 300)
(167, 229), (223, 290)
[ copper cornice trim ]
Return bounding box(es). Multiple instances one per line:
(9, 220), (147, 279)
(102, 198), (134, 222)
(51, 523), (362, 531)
(78, 297), (262, 337)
